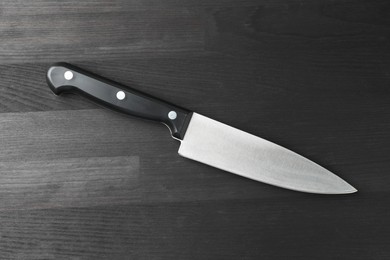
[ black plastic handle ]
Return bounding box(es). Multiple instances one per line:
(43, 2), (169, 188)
(47, 62), (192, 140)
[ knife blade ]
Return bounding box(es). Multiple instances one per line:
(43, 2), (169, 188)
(46, 62), (357, 194)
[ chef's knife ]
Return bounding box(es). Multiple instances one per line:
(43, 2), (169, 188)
(47, 63), (357, 194)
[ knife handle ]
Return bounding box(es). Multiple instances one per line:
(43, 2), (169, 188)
(46, 62), (191, 140)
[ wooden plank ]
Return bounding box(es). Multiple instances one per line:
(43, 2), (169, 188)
(0, 196), (389, 259)
(0, 156), (140, 210)
(0, 1), (204, 64)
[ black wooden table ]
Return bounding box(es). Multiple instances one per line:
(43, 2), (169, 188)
(0, 1), (389, 259)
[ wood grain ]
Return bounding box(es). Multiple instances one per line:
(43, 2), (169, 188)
(0, 156), (140, 210)
(0, 1), (205, 63)
(0, 0), (389, 259)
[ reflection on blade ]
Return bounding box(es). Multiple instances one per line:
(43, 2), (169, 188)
(178, 113), (356, 194)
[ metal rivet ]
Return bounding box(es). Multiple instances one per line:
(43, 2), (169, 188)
(116, 91), (126, 100)
(64, 71), (73, 80)
(168, 111), (177, 120)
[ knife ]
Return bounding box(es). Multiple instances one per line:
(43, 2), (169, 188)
(46, 62), (357, 194)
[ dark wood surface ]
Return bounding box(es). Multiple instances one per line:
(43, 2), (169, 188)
(0, 1), (389, 259)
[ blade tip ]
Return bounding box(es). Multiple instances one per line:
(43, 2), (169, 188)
(312, 182), (357, 195)
(334, 185), (358, 195)
(347, 187), (358, 194)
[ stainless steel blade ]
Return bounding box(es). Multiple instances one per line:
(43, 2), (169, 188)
(178, 113), (356, 194)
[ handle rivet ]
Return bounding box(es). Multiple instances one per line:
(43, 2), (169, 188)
(116, 91), (126, 100)
(64, 71), (73, 80)
(168, 111), (177, 120)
